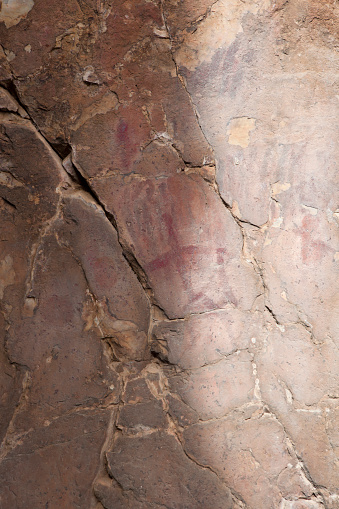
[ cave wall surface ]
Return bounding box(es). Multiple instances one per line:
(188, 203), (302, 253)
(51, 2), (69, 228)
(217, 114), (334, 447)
(0, 0), (338, 508)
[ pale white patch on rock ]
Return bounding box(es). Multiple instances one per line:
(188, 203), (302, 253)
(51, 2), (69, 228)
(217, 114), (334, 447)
(231, 200), (242, 218)
(227, 117), (256, 148)
(272, 181), (291, 196)
(0, 0), (34, 28)
(175, 0), (270, 71)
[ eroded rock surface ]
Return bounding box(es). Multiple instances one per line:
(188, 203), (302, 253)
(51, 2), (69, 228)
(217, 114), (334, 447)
(0, 0), (338, 508)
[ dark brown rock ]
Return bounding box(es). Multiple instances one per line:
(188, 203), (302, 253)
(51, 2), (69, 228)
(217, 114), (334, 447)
(117, 400), (167, 431)
(59, 192), (150, 360)
(0, 311), (23, 443)
(0, 409), (110, 509)
(106, 431), (233, 508)
(122, 377), (154, 404)
(167, 394), (199, 427)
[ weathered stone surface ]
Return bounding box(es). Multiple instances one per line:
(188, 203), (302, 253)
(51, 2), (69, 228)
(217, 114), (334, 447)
(184, 412), (317, 509)
(0, 86), (27, 116)
(152, 307), (263, 368)
(117, 400), (168, 431)
(59, 192), (150, 360)
(94, 477), (153, 509)
(256, 324), (339, 406)
(106, 431), (233, 508)
(93, 173), (260, 318)
(6, 235), (121, 429)
(0, 410), (110, 508)
(0, 104), (148, 506)
(166, 394), (199, 428)
(262, 205), (339, 341)
(0, 114), (68, 452)
(170, 350), (255, 419)
(122, 377), (154, 404)
(1, 0), (338, 506)
(281, 502), (325, 509)
(256, 323), (339, 493)
(166, 0), (339, 342)
(0, 310), (23, 443)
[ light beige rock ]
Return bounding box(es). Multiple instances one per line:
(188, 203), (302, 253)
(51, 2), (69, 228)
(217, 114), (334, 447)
(184, 413), (304, 508)
(171, 350), (255, 419)
(152, 307), (264, 369)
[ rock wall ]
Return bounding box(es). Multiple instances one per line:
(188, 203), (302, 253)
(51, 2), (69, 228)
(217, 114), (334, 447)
(0, 1), (338, 508)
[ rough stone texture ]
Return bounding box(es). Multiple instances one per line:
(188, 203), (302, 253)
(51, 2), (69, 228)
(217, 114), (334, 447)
(93, 173), (260, 317)
(0, 0), (338, 508)
(183, 411), (316, 509)
(103, 431), (233, 508)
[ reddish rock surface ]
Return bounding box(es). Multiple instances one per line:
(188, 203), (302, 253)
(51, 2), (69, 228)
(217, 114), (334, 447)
(0, 0), (338, 508)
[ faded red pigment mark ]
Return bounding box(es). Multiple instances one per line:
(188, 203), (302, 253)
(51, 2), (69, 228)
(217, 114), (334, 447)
(298, 216), (334, 265)
(117, 119), (128, 144)
(147, 245), (199, 271)
(117, 119), (133, 171)
(189, 291), (218, 310)
(161, 211), (177, 240)
(146, 211), (199, 289)
(145, 211), (238, 309)
(216, 247), (229, 265)
(148, 251), (172, 271)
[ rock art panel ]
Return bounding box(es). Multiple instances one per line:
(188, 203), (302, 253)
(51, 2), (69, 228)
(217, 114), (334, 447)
(0, 0), (338, 507)
(92, 173), (261, 318)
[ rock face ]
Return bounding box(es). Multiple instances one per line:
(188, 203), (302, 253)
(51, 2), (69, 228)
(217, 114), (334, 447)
(0, 1), (338, 508)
